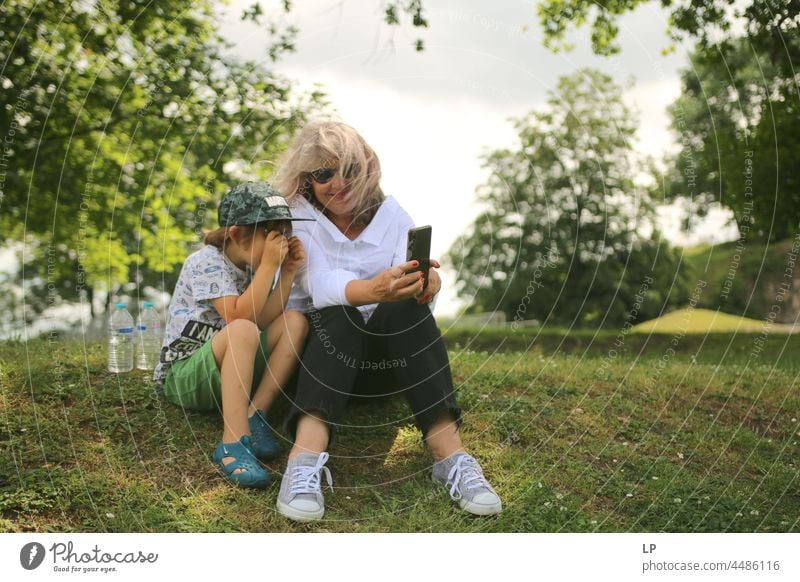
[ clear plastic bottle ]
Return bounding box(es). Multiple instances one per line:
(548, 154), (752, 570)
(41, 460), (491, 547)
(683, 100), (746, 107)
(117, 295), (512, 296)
(135, 301), (162, 371)
(108, 303), (134, 373)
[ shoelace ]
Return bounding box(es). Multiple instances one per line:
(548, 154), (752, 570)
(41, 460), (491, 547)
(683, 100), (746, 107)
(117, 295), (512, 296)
(289, 452), (333, 495)
(445, 454), (490, 501)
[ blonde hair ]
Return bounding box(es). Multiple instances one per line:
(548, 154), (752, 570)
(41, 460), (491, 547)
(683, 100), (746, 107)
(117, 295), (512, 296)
(275, 121), (384, 228)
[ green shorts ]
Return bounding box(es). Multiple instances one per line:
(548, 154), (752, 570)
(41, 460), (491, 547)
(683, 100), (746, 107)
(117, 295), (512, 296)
(162, 328), (269, 412)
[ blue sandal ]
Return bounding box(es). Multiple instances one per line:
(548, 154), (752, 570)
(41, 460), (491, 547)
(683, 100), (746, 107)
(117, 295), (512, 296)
(248, 410), (281, 461)
(213, 435), (271, 488)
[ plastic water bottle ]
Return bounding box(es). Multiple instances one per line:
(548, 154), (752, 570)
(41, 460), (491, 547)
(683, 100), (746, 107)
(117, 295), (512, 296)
(108, 303), (134, 373)
(135, 301), (162, 371)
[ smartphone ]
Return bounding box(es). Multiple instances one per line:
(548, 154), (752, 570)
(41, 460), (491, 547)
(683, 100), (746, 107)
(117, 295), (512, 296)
(406, 225), (432, 291)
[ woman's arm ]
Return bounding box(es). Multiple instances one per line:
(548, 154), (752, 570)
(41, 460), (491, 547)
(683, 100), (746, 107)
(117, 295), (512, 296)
(299, 202), (424, 309)
(299, 234), (359, 308)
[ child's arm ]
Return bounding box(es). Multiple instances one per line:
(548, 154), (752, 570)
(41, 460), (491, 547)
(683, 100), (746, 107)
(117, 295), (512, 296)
(212, 231), (287, 324)
(257, 236), (306, 328)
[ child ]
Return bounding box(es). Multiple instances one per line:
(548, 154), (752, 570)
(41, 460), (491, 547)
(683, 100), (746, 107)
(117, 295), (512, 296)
(154, 181), (313, 488)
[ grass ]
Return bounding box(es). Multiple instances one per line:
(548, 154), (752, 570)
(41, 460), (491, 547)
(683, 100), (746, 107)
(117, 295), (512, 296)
(442, 325), (800, 372)
(1, 331), (798, 533)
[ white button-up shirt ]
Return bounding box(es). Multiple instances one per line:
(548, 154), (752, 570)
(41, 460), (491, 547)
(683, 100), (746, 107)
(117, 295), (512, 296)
(286, 195), (418, 321)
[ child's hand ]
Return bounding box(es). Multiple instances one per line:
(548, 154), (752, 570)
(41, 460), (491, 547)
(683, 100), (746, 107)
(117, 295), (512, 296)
(262, 230), (289, 268)
(282, 236), (306, 274)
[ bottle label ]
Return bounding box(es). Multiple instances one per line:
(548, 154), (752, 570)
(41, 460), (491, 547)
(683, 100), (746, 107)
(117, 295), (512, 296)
(119, 327), (134, 334)
(137, 325), (147, 331)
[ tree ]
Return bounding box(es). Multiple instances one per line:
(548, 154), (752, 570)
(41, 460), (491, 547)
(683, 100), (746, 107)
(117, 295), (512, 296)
(537, 0), (800, 64)
(0, 0), (325, 321)
(531, 1), (800, 242)
(663, 39), (800, 241)
(448, 69), (687, 327)
(370, 0), (800, 67)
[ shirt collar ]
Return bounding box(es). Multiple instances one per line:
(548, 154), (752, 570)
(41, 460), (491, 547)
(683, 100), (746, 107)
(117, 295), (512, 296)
(294, 196), (398, 246)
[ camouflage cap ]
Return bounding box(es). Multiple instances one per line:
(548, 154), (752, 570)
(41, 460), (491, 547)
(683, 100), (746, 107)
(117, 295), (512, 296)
(218, 181), (314, 226)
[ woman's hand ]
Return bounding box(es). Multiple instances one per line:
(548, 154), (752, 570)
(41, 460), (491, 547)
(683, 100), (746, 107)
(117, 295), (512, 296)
(417, 259), (441, 304)
(370, 260), (425, 302)
(281, 236), (306, 275)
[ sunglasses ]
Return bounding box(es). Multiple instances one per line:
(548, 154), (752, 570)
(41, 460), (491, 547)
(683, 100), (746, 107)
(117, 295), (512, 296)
(309, 164), (360, 184)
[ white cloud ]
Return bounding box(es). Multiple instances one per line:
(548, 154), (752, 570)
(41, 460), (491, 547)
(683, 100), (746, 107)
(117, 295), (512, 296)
(657, 204), (739, 247)
(625, 77), (683, 159)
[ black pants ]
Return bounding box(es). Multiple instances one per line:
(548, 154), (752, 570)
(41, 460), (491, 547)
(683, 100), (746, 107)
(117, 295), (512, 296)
(286, 301), (462, 444)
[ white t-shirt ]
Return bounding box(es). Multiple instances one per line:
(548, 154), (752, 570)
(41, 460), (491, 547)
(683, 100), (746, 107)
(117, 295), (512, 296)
(286, 195), (416, 322)
(153, 244), (251, 385)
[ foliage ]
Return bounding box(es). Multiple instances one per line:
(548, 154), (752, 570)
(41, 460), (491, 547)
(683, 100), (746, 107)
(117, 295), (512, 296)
(683, 237), (800, 322)
(374, 0), (800, 64)
(0, 0), (325, 316)
(383, 0), (428, 51)
(662, 39), (800, 241)
(447, 69), (687, 326)
(536, 0), (800, 62)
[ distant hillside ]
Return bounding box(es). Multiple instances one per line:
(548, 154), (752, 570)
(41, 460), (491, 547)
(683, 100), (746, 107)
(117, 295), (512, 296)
(631, 307), (796, 334)
(684, 238), (800, 324)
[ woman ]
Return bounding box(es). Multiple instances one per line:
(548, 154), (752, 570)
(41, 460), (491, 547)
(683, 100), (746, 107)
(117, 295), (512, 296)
(274, 121), (501, 522)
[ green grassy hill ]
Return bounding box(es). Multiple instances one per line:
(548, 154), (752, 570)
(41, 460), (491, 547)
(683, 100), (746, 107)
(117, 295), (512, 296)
(631, 307), (795, 334)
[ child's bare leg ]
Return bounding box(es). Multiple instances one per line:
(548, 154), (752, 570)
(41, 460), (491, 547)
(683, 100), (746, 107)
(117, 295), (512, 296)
(210, 319), (261, 445)
(249, 311), (308, 415)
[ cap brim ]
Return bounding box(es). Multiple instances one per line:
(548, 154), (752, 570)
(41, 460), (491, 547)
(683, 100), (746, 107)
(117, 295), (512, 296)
(224, 217), (316, 225)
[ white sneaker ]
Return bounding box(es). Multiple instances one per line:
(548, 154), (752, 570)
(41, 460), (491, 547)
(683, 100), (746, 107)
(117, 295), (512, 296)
(276, 452), (333, 522)
(432, 452), (502, 516)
